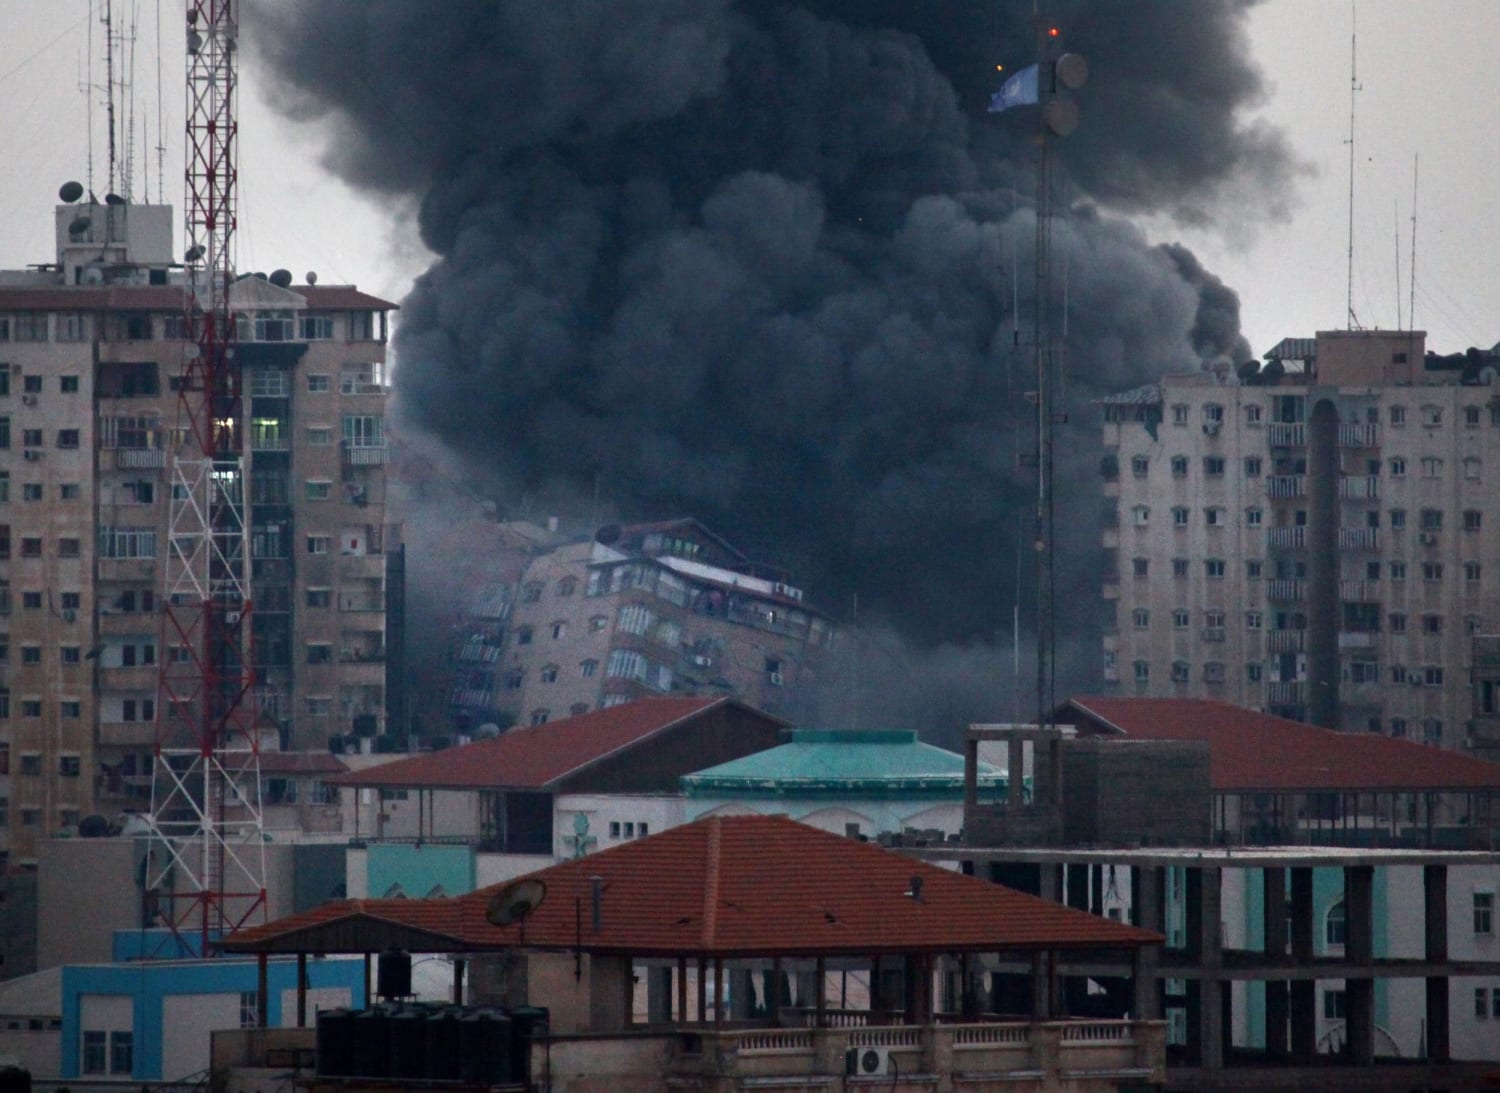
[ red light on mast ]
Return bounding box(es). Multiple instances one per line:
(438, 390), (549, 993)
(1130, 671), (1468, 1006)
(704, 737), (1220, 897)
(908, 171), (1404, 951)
(1049, 26), (1060, 37)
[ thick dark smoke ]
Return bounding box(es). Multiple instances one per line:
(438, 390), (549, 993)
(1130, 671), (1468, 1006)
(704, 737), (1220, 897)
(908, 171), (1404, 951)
(246, 1), (1299, 722)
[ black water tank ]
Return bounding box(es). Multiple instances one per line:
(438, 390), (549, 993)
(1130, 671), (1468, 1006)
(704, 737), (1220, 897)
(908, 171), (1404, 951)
(351, 1007), (392, 1077)
(389, 1007), (427, 1079)
(0, 1066), (31, 1093)
(377, 948), (412, 999)
(509, 1005), (549, 1083)
(424, 1006), (463, 1081)
(458, 1008), (512, 1084)
(315, 1008), (355, 1077)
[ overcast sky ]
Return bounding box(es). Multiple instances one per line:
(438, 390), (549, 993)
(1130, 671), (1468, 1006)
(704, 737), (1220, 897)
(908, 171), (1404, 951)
(2, 0), (1498, 357)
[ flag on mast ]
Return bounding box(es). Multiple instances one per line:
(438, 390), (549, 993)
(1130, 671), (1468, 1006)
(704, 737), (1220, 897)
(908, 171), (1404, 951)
(989, 64), (1039, 112)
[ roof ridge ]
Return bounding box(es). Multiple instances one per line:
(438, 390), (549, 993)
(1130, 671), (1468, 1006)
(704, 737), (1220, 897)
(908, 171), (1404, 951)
(700, 817), (722, 949)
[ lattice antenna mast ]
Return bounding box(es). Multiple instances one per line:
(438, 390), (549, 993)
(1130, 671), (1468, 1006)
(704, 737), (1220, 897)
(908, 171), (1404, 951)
(147, 0), (265, 955)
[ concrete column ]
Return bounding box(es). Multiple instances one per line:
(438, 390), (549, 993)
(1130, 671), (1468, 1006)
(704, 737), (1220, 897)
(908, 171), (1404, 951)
(1289, 868), (1314, 963)
(1263, 867), (1287, 957)
(1037, 863), (1062, 904)
(677, 958), (688, 1023)
(965, 736), (979, 813)
(452, 958), (465, 1006)
(1425, 864), (1450, 1061)
(257, 953), (269, 1028)
(1030, 951), (1051, 1019)
(815, 957), (827, 1026)
(1065, 864), (1090, 911)
(1344, 865), (1376, 1066)
(1133, 866), (1165, 933)
(1007, 738), (1024, 806)
(1289, 867), (1316, 1063)
(1131, 946), (1159, 1021)
(1195, 868), (1224, 1071)
(1264, 980), (1289, 1058)
(1347, 977), (1375, 1067)
(713, 959), (724, 1025)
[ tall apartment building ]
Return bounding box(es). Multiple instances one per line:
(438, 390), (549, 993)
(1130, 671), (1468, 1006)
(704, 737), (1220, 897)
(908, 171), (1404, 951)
(461, 519), (836, 728)
(0, 194), (396, 867)
(1100, 329), (1500, 760)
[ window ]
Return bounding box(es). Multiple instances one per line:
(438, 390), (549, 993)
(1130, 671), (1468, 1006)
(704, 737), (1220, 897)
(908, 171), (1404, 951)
(1132, 558), (1149, 578)
(1466, 405), (1482, 427)
(20, 484), (40, 502)
(1130, 456), (1149, 477)
(19, 754), (40, 776)
(1244, 404), (1262, 424)
(306, 535), (331, 555)
(1171, 404), (1189, 425)
(1173, 609), (1189, 629)
(1389, 613), (1407, 635)
(109, 1030), (133, 1075)
(1476, 892), (1495, 935)
(83, 1030), (107, 1075)
(1244, 457), (1262, 477)
(59, 482), (79, 501)
(1131, 505), (1150, 526)
(590, 615), (608, 632)
(504, 670), (524, 691)
(1389, 457), (1406, 478)
(1477, 989), (1490, 1019)
(1171, 506), (1189, 527)
(1466, 457), (1482, 481)
(1421, 457), (1443, 479)
(306, 426), (332, 446)
(342, 414), (384, 448)
(1422, 563), (1444, 582)
(515, 626), (533, 646)
(580, 659), (598, 678)
(1421, 404), (1442, 426)
(1389, 405), (1406, 425)
(1246, 611), (1262, 630)
(1174, 558), (1191, 578)
(1420, 509), (1442, 532)
(1424, 665), (1445, 686)
(1133, 660), (1149, 683)
(59, 754), (80, 776)
(61, 646), (80, 664)
(20, 429), (40, 447)
(1205, 559), (1225, 579)
(306, 643), (332, 665)
(530, 709), (550, 726)
(551, 621), (566, 640)
(1171, 660), (1190, 683)
(98, 527), (155, 558)
(1247, 560), (1263, 579)
(1203, 662), (1225, 683)
(1348, 660), (1378, 684)
(1466, 510), (1483, 532)
(1203, 403), (1224, 424)
(1205, 507), (1224, 527)
(57, 429), (79, 449)
(1323, 989), (1346, 1021)
(1203, 457), (1225, 477)
(1132, 609), (1150, 629)
(122, 698), (155, 721)
(305, 372), (332, 393)
(305, 480), (332, 501)
(1247, 662), (1264, 683)
(1466, 562), (1482, 582)
(305, 588), (331, 608)
(539, 665), (559, 683)
(557, 576), (577, 596)
(1171, 456), (1188, 478)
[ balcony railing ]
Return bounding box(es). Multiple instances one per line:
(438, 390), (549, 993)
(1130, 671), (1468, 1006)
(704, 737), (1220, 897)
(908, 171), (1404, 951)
(1339, 527), (1380, 551)
(341, 442), (389, 466)
(1339, 422), (1380, 447)
(1267, 475), (1306, 499)
(1268, 423), (1305, 447)
(1267, 579), (1307, 602)
(115, 447), (165, 469)
(1201, 627), (1226, 643)
(1268, 526), (1306, 549)
(1338, 631), (1377, 650)
(1340, 475), (1380, 500)
(1339, 580), (1378, 602)
(1267, 681), (1304, 705)
(1268, 630), (1305, 653)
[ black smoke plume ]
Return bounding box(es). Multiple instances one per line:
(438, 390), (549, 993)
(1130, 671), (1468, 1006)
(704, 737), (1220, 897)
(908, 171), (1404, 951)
(246, 1), (1300, 722)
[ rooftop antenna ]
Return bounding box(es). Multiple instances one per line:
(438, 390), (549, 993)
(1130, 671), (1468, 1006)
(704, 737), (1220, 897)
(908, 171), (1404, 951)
(1394, 200), (1402, 331)
(103, 0), (118, 198)
(1408, 153), (1419, 331)
(155, 0), (166, 202)
(1344, 2), (1363, 330)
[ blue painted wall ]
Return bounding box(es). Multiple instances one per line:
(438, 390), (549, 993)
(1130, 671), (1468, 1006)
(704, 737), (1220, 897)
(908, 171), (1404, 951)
(61, 956), (364, 1080)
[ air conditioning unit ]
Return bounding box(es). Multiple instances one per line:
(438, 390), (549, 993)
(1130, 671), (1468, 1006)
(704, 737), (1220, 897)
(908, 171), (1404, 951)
(846, 1047), (893, 1076)
(769, 671), (785, 687)
(692, 655), (712, 668)
(21, 395), (37, 406)
(60, 610), (76, 623)
(1418, 532), (1437, 545)
(22, 450), (40, 462)
(1203, 421), (1221, 436)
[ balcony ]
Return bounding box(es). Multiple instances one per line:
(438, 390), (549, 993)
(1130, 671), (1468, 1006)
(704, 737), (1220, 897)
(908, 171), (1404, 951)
(1267, 579), (1307, 603)
(1338, 422), (1380, 447)
(1200, 627), (1226, 643)
(1267, 681), (1304, 705)
(1340, 475), (1380, 500)
(1268, 526), (1306, 549)
(1339, 580), (1379, 602)
(1339, 527), (1380, 551)
(112, 447), (166, 469)
(341, 442), (389, 466)
(1338, 631), (1377, 651)
(1268, 630), (1305, 653)
(99, 720), (156, 747)
(1268, 423), (1305, 448)
(1267, 475), (1306, 499)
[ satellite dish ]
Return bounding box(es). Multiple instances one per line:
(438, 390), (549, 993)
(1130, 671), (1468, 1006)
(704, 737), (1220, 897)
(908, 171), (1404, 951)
(595, 523), (621, 545)
(1055, 53), (1089, 90)
(1262, 359), (1286, 380)
(473, 722), (501, 740)
(269, 268), (293, 288)
(1043, 97), (1079, 137)
(185, 244), (205, 262)
(305, 271), (318, 285)
(68, 217), (92, 237)
(486, 878), (546, 927)
(78, 814), (110, 838)
(59, 180), (84, 203)
(1236, 360), (1260, 382)
(104, 193), (125, 206)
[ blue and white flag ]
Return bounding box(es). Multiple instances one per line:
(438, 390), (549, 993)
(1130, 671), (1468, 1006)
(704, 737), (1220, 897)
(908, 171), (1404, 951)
(988, 64), (1039, 113)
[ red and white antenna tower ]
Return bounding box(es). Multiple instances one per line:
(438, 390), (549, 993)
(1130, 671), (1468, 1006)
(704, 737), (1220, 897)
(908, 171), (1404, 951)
(145, 0), (266, 953)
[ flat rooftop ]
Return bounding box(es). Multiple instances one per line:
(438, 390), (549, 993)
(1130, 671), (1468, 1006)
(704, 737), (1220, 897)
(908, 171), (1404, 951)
(904, 845), (1500, 869)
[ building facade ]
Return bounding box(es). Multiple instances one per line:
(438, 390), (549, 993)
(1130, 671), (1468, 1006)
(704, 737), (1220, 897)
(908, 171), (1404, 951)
(488, 520), (836, 727)
(1100, 330), (1500, 755)
(0, 195), (396, 867)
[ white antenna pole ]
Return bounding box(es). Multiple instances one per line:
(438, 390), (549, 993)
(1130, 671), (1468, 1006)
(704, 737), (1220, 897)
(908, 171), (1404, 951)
(1409, 153), (1419, 331)
(1394, 201), (1402, 331)
(1344, 3), (1363, 330)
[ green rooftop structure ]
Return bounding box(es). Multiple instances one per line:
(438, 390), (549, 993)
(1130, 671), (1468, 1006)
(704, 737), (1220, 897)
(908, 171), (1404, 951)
(680, 729), (1007, 840)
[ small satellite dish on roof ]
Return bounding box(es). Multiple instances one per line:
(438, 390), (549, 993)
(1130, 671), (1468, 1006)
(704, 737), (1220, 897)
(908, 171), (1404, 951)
(185, 244), (205, 263)
(595, 523), (621, 545)
(104, 193), (125, 206)
(269, 268), (293, 287)
(306, 271), (318, 285)
(486, 878), (546, 928)
(59, 180), (84, 203)
(473, 722), (501, 740)
(1055, 53), (1089, 90)
(1236, 360), (1260, 382)
(68, 217), (92, 237)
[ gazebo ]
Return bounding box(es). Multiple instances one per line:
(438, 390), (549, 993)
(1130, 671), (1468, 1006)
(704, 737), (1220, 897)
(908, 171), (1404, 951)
(219, 815), (1165, 1087)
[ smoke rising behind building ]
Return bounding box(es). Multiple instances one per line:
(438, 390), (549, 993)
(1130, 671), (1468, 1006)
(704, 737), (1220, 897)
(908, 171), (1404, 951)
(245, 0), (1304, 720)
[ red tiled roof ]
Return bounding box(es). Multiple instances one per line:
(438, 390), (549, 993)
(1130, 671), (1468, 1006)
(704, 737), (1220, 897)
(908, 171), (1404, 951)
(333, 697), (756, 790)
(258, 752), (349, 776)
(223, 814), (1158, 958)
(1062, 697), (1500, 792)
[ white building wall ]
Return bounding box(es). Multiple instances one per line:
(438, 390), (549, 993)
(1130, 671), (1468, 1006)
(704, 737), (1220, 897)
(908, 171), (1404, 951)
(161, 992), (240, 1083)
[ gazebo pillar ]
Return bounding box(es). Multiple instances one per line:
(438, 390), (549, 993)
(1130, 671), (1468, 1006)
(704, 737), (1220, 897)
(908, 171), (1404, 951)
(696, 958), (707, 1022)
(815, 956), (827, 1026)
(296, 952), (307, 1027)
(677, 957), (688, 1024)
(363, 952), (372, 1008)
(452, 958), (466, 1005)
